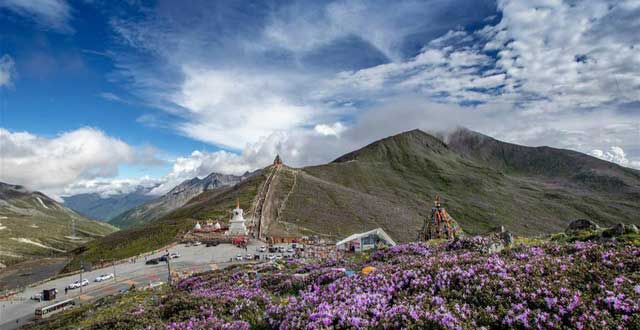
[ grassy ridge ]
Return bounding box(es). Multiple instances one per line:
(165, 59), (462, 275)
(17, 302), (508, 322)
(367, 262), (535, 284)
(0, 184), (117, 266)
(280, 130), (640, 241)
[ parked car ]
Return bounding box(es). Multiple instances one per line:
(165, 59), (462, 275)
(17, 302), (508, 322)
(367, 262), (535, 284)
(169, 253), (180, 259)
(206, 242), (219, 247)
(258, 246), (267, 252)
(235, 254), (243, 261)
(193, 241), (202, 246)
(67, 279), (89, 289)
(146, 258), (160, 265)
(245, 254), (253, 260)
(267, 254), (276, 260)
(31, 293), (43, 301)
(94, 273), (114, 282)
(286, 247), (294, 253)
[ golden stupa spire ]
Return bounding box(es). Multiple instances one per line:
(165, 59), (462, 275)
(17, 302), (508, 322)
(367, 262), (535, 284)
(434, 194), (441, 207)
(236, 198), (240, 209)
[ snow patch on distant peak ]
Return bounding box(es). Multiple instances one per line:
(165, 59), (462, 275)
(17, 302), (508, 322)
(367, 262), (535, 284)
(10, 238), (65, 252)
(36, 197), (49, 209)
(0, 222), (6, 230)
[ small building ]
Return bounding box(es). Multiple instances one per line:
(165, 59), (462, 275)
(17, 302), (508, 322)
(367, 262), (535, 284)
(336, 228), (396, 252)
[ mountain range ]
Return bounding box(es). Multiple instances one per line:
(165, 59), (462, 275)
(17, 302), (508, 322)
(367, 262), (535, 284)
(62, 185), (158, 222)
(0, 183), (118, 267)
(66, 128), (640, 270)
(108, 172), (243, 228)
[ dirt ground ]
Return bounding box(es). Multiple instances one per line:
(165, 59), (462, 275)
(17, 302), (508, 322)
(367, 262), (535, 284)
(0, 257), (69, 291)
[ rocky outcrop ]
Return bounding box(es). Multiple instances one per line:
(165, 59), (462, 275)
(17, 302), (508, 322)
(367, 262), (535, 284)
(602, 223), (637, 238)
(566, 219), (600, 233)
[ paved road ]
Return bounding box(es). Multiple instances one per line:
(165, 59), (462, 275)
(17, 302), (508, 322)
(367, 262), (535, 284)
(0, 240), (272, 330)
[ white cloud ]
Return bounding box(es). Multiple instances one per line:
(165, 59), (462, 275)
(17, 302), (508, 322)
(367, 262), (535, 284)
(62, 176), (162, 198)
(590, 146), (640, 169)
(492, 0), (640, 111)
(0, 127), (159, 198)
(314, 122), (346, 136)
(98, 92), (124, 103)
(0, 0), (72, 32)
(171, 67), (317, 149)
(0, 54), (15, 87)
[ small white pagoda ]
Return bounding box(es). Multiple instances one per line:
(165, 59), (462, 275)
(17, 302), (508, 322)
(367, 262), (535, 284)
(227, 199), (248, 236)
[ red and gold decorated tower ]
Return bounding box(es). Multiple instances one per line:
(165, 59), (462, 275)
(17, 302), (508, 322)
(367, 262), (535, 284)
(418, 195), (462, 241)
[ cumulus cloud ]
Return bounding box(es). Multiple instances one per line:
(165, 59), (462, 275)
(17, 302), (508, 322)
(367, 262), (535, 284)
(0, 54), (16, 87)
(0, 0), (72, 32)
(0, 127), (160, 198)
(171, 68), (317, 149)
(314, 122), (346, 136)
(590, 147), (640, 169)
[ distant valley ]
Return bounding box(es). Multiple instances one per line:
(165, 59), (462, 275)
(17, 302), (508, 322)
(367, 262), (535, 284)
(62, 185), (158, 222)
(108, 172), (244, 228)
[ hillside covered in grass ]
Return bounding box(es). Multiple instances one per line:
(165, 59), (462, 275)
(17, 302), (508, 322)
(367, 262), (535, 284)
(65, 129), (640, 270)
(276, 129), (640, 241)
(29, 235), (640, 329)
(0, 183), (117, 266)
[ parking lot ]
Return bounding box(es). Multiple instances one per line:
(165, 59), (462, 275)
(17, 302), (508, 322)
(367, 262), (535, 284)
(0, 239), (267, 329)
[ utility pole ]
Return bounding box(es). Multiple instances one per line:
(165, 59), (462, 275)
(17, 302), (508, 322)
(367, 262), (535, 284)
(165, 250), (172, 286)
(79, 262), (84, 295)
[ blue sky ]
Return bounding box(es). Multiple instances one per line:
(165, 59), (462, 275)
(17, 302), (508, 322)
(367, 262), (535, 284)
(0, 0), (638, 198)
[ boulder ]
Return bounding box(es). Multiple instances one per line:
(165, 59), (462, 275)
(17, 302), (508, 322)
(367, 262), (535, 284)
(500, 231), (514, 247)
(602, 223), (626, 238)
(566, 219), (600, 233)
(626, 224), (639, 234)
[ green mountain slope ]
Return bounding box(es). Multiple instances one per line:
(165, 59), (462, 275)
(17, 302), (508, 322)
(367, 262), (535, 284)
(275, 129), (639, 241)
(66, 129), (640, 270)
(0, 183), (118, 266)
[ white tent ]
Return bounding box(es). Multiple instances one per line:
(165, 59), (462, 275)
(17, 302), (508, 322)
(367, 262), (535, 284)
(336, 228), (396, 252)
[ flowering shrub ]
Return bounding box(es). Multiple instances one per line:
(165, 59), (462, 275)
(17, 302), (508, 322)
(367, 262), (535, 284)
(41, 238), (640, 329)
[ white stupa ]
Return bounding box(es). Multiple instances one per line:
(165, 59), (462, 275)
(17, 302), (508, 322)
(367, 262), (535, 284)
(194, 221), (202, 231)
(228, 199), (248, 235)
